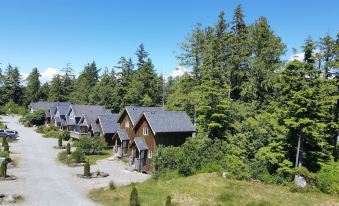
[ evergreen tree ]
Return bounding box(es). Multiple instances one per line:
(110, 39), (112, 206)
(71, 61), (100, 104)
(135, 43), (149, 69)
(2, 64), (23, 104)
(38, 82), (50, 101)
(48, 74), (63, 101)
(60, 63), (75, 101)
(25, 67), (41, 104)
(177, 23), (206, 85)
(228, 5), (251, 100)
(250, 16), (285, 103)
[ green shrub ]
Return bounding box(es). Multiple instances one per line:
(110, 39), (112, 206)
(109, 181), (116, 190)
(0, 151), (9, 158)
(130, 186), (139, 206)
(1, 101), (27, 115)
(165, 195), (172, 206)
(59, 131), (71, 141)
(21, 109), (45, 126)
(153, 145), (180, 172)
(199, 162), (223, 174)
(221, 155), (251, 180)
(0, 160), (7, 177)
(57, 151), (71, 164)
(84, 160), (90, 176)
(317, 162), (339, 194)
(43, 130), (60, 138)
(71, 148), (85, 163)
(58, 137), (62, 147)
(73, 136), (105, 155)
(3, 140), (9, 153)
(2, 137), (6, 147)
(66, 143), (71, 154)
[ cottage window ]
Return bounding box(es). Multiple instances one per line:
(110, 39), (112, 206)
(148, 151), (152, 159)
(125, 120), (129, 128)
(122, 141), (127, 147)
(143, 127), (148, 135)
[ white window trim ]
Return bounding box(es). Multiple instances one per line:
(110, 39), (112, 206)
(143, 127), (148, 135)
(125, 120), (129, 128)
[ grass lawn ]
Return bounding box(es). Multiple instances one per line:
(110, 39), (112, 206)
(85, 149), (112, 165)
(88, 173), (339, 206)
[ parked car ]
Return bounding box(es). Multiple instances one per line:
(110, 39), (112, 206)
(0, 129), (18, 140)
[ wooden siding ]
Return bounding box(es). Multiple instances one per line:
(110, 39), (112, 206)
(134, 115), (156, 153)
(119, 111), (135, 141)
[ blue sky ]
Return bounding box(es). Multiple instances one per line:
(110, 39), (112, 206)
(0, 0), (338, 80)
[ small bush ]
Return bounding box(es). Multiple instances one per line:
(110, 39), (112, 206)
(73, 136), (105, 155)
(84, 160), (90, 176)
(59, 131), (71, 141)
(199, 162), (223, 174)
(3, 141), (9, 153)
(2, 137), (6, 147)
(130, 186), (139, 206)
(21, 109), (45, 126)
(44, 130), (60, 138)
(317, 162), (339, 194)
(165, 195), (172, 206)
(58, 137), (62, 147)
(0, 160), (7, 177)
(71, 148), (85, 163)
(0, 151), (9, 158)
(66, 143), (71, 154)
(57, 151), (71, 165)
(1, 101), (27, 115)
(109, 181), (116, 191)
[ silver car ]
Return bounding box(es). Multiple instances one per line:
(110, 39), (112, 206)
(0, 129), (18, 140)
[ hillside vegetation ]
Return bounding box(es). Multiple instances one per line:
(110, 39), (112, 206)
(89, 173), (339, 206)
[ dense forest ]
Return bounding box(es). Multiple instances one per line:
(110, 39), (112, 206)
(0, 5), (338, 191)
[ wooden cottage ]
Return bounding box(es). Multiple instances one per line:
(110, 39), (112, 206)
(130, 111), (196, 172)
(53, 104), (71, 130)
(112, 128), (130, 158)
(73, 106), (111, 138)
(29, 101), (69, 124)
(95, 114), (119, 145)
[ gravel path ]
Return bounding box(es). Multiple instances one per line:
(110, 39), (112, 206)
(0, 115), (149, 206)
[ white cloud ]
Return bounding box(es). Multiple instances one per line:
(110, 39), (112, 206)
(289, 52), (304, 62)
(21, 67), (60, 83)
(170, 66), (188, 78)
(21, 72), (29, 80)
(40, 67), (59, 82)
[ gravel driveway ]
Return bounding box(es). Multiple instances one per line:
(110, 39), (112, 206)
(0, 115), (149, 206)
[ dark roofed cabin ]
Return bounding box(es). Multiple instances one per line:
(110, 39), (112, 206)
(72, 106), (112, 139)
(130, 111), (196, 172)
(29, 101), (70, 124)
(116, 106), (165, 143)
(96, 114), (119, 146)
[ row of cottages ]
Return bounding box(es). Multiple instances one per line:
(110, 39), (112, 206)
(29, 102), (196, 172)
(113, 106), (196, 172)
(29, 101), (71, 124)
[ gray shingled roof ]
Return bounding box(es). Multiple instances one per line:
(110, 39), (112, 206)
(91, 122), (101, 134)
(141, 111), (196, 134)
(71, 105), (106, 117)
(30, 101), (56, 111)
(116, 128), (129, 141)
(50, 106), (57, 118)
(97, 114), (119, 134)
(78, 106), (112, 131)
(133, 137), (148, 151)
(56, 104), (71, 116)
(122, 106), (164, 126)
